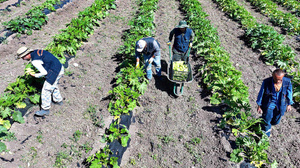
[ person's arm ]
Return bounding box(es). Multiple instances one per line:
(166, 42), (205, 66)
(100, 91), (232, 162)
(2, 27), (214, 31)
(287, 80), (294, 105)
(31, 60), (47, 78)
(153, 40), (161, 57)
(168, 29), (175, 42)
(256, 81), (265, 113)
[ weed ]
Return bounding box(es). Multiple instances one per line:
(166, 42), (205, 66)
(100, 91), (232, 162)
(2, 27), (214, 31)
(130, 157), (136, 165)
(138, 153), (142, 160)
(164, 105), (171, 115)
(187, 95), (195, 102)
(158, 135), (174, 144)
(36, 130), (43, 144)
(21, 147), (38, 165)
(137, 132), (143, 138)
(69, 130), (82, 143)
(80, 142), (92, 153)
(54, 151), (72, 167)
(151, 154), (157, 160)
(84, 105), (105, 128)
(191, 137), (201, 145)
(64, 70), (73, 76)
(61, 143), (68, 148)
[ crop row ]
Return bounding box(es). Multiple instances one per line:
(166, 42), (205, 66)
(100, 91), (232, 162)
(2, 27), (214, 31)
(180, 0), (276, 167)
(246, 0), (300, 35)
(0, 0), (116, 153)
(2, 0), (68, 35)
(85, 0), (158, 167)
(271, 0), (300, 16)
(214, 0), (300, 102)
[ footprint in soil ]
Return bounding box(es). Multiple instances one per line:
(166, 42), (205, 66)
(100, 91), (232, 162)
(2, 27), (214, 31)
(33, 115), (49, 124)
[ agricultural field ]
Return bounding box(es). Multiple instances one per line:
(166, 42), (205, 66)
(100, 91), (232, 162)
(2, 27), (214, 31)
(0, 0), (299, 167)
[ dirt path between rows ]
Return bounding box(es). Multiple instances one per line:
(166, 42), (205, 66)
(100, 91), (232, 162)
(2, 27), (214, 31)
(1, 0), (137, 167)
(201, 0), (300, 167)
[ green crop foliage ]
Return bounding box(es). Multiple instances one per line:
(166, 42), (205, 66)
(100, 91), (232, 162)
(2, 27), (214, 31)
(0, 0), (116, 154)
(87, 0), (158, 166)
(246, 0), (300, 34)
(3, 0), (61, 34)
(180, 0), (279, 167)
(213, 0), (300, 103)
(271, 0), (300, 16)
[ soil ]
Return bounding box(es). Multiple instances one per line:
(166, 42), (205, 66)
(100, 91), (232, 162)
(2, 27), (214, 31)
(0, 0), (299, 168)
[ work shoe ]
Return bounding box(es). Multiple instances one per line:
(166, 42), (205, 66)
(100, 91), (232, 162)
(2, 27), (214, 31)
(54, 101), (63, 106)
(35, 109), (50, 117)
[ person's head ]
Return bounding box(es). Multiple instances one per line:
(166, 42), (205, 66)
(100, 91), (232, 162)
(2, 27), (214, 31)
(16, 46), (33, 61)
(272, 69), (285, 84)
(136, 40), (146, 53)
(176, 20), (189, 32)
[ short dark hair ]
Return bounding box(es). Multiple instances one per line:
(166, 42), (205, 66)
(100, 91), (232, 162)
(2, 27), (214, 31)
(272, 69), (285, 76)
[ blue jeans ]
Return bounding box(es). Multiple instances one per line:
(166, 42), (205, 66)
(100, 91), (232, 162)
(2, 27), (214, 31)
(144, 53), (161, 80)
(261, 103), (283, 137)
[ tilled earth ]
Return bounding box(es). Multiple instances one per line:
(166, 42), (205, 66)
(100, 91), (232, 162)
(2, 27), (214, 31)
(0, 0), (299, 167)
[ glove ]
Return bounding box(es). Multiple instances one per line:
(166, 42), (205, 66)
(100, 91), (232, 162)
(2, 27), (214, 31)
(189, 42), (192, 48)
(136, 62), (140, 68)
(148, 57), (154, 64)
(167, 41), (171, 45)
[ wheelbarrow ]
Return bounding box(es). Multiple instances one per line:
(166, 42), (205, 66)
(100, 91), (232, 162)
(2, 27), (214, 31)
(166, 45), (193, 96)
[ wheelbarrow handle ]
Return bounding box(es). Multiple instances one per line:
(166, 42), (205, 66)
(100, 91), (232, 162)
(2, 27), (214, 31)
(169, 44), (172, 61)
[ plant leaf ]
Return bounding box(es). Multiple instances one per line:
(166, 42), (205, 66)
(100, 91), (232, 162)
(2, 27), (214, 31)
(12, 111), (24, 123)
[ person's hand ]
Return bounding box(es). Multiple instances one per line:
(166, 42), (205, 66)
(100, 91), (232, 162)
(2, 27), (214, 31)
(29, 73), (35, 77)
(167, 41), (171, 46)
(189, 42), (192, 48)
(287, 105), (292, 112)
(257, 106), (262, 114)
(148, 57), (154, 64)
(136, 61), (140, 68)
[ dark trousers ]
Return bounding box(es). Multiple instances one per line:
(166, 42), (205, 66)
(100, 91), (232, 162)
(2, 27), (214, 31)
(172, 48), (187, 62)
(261, 103), (283, 137)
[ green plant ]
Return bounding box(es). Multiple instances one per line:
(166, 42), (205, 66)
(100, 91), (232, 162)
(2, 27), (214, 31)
(158, 135), (174, 144)
(84, 105), (105, 128)
(181, 0), (273, 166)
(81, 142), (92, 153)
(36, 130), (43, 144)
(191, 137), (201, 145)
(129, 157), (136, 165)
(151, 154), (157, 160)
(86, 145), (119, 168)
(69, 130), (82, 143)
(105, 120), (131, 147)
(54, 151), (72, 167)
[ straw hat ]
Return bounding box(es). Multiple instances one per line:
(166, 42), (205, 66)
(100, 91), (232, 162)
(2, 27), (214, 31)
(16, 46), (33, 59)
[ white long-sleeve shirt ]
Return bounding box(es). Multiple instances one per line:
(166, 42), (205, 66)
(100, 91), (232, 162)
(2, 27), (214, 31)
(31, 60), (47, 78)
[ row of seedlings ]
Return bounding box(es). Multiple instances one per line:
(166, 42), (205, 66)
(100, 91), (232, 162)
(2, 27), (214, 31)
(180, 0), (277, 167)
(246, 0), (300, 35)
(3, 0), (67, 35)
(213, 0), (300, 102)
(0, 0), (116, 153)
(85, 0), (158, 167)
(271, 0), (300, 16)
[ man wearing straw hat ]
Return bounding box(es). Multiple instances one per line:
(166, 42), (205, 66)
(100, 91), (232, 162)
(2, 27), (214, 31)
(167, 20), (194, 62)
(17, 47), (64, 117)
